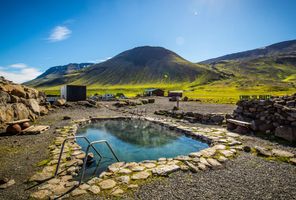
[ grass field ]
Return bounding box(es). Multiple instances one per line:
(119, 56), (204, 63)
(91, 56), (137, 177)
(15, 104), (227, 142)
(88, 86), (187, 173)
(40, 81), (296, 104)
(29, 53), (296, 104)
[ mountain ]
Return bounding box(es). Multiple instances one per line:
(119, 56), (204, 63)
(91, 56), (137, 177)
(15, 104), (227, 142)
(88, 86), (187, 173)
(201, 39), (296, 64)
(200, 40), (296, 88)
(26, 46), (222, 87)
(25, 63), (93, 87)
(25, 41), (296, 96)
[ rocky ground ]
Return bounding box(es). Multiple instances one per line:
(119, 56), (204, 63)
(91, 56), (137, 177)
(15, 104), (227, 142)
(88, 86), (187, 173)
(130, 153), (296, 200)
(0, 104), (122, 200)
(0, 98), (295, 200)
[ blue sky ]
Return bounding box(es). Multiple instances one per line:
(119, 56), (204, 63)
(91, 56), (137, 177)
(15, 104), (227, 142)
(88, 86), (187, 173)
(0, 0), (296, 83)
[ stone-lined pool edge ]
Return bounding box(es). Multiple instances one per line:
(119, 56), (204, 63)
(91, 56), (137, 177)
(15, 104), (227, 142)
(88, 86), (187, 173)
(28, 116), (294, 199)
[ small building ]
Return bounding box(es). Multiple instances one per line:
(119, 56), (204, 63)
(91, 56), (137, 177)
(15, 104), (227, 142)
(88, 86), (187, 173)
(144, 88), (165, 96)
(61, 85), (87, 101)
(168, 90), (183, 98)
(102, 94), (115, 101)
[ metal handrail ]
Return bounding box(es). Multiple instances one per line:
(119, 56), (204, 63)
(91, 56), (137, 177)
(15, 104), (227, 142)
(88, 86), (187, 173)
(80, 140), (119, 184)
(54, 136), (103, 176)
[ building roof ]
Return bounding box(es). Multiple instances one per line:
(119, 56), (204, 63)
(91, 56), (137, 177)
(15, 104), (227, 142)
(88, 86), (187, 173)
(168, 90), (183, 93)
(64, 85), (86, 87)
(144, 88), (163, 92)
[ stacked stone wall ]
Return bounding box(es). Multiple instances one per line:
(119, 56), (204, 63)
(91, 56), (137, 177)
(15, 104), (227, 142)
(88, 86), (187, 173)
(155, 110), (226, 125)
(233, 93), (296, 142)
(0, 77), (49, 129)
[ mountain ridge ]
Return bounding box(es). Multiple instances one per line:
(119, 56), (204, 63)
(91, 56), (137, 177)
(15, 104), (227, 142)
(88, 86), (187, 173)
(25, 63), (93, 87)
(200, 39), (296, 64)
(36, 63), (93, 79)
(25, 40), (296, 97)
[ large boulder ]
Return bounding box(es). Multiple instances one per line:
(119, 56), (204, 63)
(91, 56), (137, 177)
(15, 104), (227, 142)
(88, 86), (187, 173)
(39, 106), (49, 116)
(0, 105), (14, 124)
(6, 124), (22, 134)
(26, 99), (40, 114)
(10, 95), (20, 103)
(211, 115), (225, 125)
(37, 91), (47, 102)
(0, 77), (50, 128)
(12, 103), (31, 120)
(1, 84), (26, 98)
(0, 91), (11, 104)
(24, 87), (39, 99)
(258, 123), (274, 132)
(53, 98), (66, 106)
(275, 126), (296, 142)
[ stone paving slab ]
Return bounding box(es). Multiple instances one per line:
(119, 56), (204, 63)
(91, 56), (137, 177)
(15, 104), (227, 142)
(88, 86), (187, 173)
(28, 116), (295, 199)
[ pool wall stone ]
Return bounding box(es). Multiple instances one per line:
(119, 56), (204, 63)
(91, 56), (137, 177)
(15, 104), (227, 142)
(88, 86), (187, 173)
(29, 116), (295, 199)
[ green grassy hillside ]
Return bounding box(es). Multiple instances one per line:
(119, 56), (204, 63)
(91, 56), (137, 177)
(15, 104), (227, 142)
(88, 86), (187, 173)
(39, 56), (296, 104)
(26, 46), (223, 87)
(26, 42), (296, 104)
(201, 39), (296, 64)
(70, 46), (223, 85)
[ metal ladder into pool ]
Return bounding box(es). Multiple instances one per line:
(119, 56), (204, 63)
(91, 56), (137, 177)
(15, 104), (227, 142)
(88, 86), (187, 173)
(54, 136), (120, 184)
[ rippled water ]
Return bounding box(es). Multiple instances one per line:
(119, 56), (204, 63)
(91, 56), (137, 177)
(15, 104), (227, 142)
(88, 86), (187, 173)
(76, 119), (208, 178)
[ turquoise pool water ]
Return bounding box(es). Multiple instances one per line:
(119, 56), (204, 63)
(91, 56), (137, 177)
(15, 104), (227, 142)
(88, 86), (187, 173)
(76, 119), (208, 178)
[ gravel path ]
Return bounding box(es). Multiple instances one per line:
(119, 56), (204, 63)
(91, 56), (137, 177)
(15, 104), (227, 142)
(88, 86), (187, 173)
(129, 153), (296, 200)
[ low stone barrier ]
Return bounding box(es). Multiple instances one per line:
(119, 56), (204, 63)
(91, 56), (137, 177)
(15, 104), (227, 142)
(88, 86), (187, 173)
(29, 116), (244, 199)
(154, 110), (226, 125)
(114, 99), (155, 108)
(28, 116), (296, 199)
(233, 93), (296, 142)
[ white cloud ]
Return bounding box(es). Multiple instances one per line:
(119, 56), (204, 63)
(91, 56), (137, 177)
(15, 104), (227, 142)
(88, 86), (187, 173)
(10, 63), (28, 69)
(0, 64), (42, 83)
(48, 26), (72, 42)
(194, 11), (198, 15)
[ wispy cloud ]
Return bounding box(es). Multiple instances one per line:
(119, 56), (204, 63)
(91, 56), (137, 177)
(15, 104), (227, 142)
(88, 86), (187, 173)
(48, 26), (72, 42)
(0, 63), (42, 83)
(10, 63), (28, 69)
